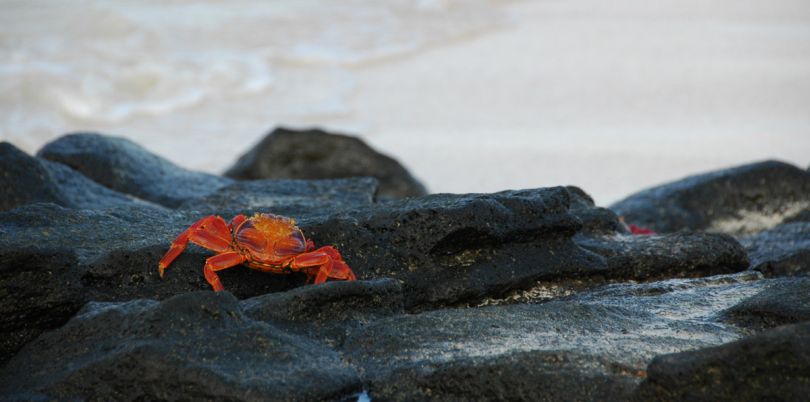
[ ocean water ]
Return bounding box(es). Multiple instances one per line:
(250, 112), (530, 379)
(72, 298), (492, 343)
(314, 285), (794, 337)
(2, 0), (809, 205)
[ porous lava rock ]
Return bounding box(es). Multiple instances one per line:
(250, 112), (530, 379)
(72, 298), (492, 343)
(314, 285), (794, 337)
(718, 276), (810, 331)
(224, 127), (428, 199)
(242, 278), (404, 347)
(177, 177), (379, 217)
(0, 292), (363, 401)
(0, 184), (758, 361)
(0, 203), (305, 362)
(738, 221), (810, 277)
(611, 160), (810, 235)
(37, 132), (233, 208)
(8, 132), (806, 402)
(301, 186), (607, 309)
(342, 298), (742, 401)
(633, 321), (810, 401)
(0, 142), (155, 212)
(574, 232), (749, 280)
(566, 185), (628, 235)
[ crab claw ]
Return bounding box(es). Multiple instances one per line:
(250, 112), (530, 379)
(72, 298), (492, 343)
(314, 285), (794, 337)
(291, 246), (357, 284)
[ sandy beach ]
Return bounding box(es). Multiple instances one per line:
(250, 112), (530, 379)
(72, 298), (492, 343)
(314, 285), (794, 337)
(2, 0), (809, 204)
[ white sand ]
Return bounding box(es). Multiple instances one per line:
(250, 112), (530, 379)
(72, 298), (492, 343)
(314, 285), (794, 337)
(2, 0), (809, 205)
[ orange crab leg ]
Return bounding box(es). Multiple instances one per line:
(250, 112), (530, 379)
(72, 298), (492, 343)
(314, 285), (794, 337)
(158, 215), (233, 277)
(290, 246), (357, 284)
(203, 252), (247, 292)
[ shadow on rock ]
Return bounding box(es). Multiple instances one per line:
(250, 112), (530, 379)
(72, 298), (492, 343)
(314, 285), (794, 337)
(718, 276), (810, 332)
(0, 292), (363, 402)
(632, 321), (810, 401)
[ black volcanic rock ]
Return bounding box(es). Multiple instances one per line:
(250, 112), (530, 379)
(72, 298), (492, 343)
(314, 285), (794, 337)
(242, 278), (404, 347)
(566, 185), (628, 235)
(738, 221), (810, 277)
(0, 142), (156, 212)
(633, 322), (810, 401)
(177, 177), (378, 217)
(575, 232), (749, 280)
(1, 186), (759, 361)
(718, 277), (810, 331)
(37, 132), (233, 208)
(610, 160), (810, 235)
(0, 203), (305, 362)
(0, 292), (362, 401)
(301, 186), (607, 309)
(224, 127), (428, 199)
(0, 248), (85, 364)
(343, 298), (742, 402)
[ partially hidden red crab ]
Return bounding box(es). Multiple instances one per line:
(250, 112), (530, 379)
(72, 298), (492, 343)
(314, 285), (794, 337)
(619, 216), (656, 235)
(158, 213), (357, 291)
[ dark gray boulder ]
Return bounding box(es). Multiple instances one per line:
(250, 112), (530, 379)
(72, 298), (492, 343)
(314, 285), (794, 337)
(301, 186), (607, 309)
(224, 127), (428, 199)
(610, 160), (810, 235)
(633, 321), (810, 402)
(738, 221), (810, 277)
(566, 185), (628, 235)
(343, 299), (742, 401)
(242, 278), (404, 347)
(0, 292), (362, 401)
(177, 177), (379, 217)
(37, 132), (234, 208)
(0, 185), (753, 363)
(0, 203), (305, 362)
(575, 232), (749, 280)
(0, 142), (157, 212)
(562, 271), (769, 321)
(718, 277), (810, 331)
(0, 187), (595, 359)
(0, 248), (85, 365)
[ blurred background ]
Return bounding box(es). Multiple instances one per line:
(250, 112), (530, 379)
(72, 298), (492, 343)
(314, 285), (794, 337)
(2, 0), (809, 205)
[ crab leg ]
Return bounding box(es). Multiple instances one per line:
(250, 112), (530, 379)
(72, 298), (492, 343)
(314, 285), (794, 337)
(289, 246), (357, 284)
(158, 215), (233, 278)
(203, 252), (247, 292)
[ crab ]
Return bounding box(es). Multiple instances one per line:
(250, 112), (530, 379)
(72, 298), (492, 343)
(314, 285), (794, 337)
(619, 216), (656, 235)
(158, 213), (357, 291)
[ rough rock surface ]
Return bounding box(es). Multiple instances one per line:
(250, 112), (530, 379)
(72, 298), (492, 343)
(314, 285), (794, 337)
(177, 177), (378, 217)
(342, 272), (764, 402)
(610, 160), (810, 235)
(575, 233), (749, 280)
(0, 185), (752, 361)
(633, 322), (810, 402)
(38, 132), (233, 208)
(242, 278), (404, 347)
(0, 142), (156, 212)
(4, 134), (808, 401)
(224, 127), (428, 199)
(0, 292), (362, 401)
(0, 203), (305, 362)
(567, 185), (628, 235)
(302, 187), (607, 309)
(718, 277), (810, 331)
(738, 221), (810, 277)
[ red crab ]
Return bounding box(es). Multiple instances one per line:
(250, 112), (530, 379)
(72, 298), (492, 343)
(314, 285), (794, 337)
(619, 216), (656, 235)
(158, 213), (357, 291)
